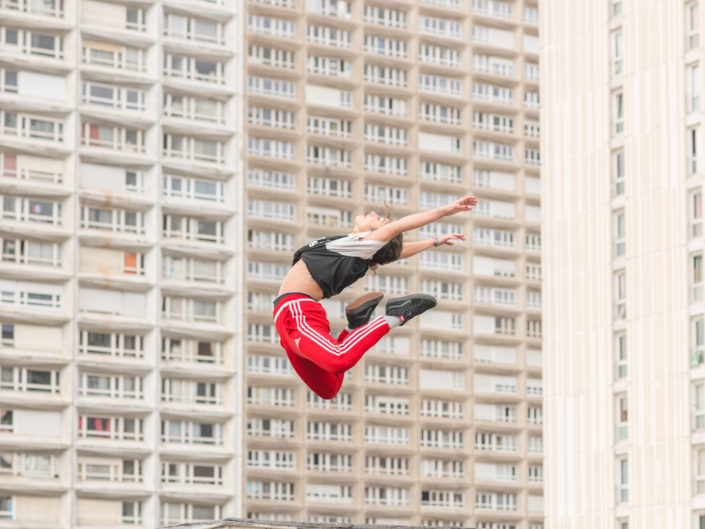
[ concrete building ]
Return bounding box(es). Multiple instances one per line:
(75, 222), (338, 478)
(542, 1), (701, 528)
(0, 0), (544, 527)
(243, 0), (544, 527)
(0, 0), (244, 526)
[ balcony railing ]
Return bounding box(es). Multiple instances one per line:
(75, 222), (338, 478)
(77, 462), (141, 482)
(0, 289), (61, 309)
(0, 0), (64, 17)
(1, 113), (63, 142)
(82, 47), (145, 72)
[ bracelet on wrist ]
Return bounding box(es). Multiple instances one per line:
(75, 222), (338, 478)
(436, 207), (444, 218)
(434, 235), (439, 247)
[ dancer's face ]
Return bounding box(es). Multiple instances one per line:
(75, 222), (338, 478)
(354, 211), (389, 232)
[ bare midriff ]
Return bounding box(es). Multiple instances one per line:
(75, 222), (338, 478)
(278, 259), (324, 301)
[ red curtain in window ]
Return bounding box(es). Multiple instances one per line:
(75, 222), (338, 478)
(2, 154), (16, 178)
(124, 252), (137, 274)
(82, 124), (99, 146)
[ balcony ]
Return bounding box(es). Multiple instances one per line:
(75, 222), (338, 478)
(164, 54), (225, 85)
(0, 0), (64, 18)
(164, 135), (226, 165)
(162, 297), (220, 326)
(76, 459), (143, 484)
(82, 44), (145, 74)
(472, 55), (515, 78)
(307, 26), (351, 48)
(306, 0), (352, 19)
(82, 81), (146, 113)
(161, 420), (224, 448)
(77, 416), (145, 444)
(472, 0), (513, 21)
(0, 112), (63, 143)
(2, 29), (64, 60)
(419, 0), (460, 11)
(164, 15), (226, 47)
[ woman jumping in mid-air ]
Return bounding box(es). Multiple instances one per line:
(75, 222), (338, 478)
(273, 195), (478, 399)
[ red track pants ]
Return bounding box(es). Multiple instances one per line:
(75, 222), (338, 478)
(273, 293), (390, 399)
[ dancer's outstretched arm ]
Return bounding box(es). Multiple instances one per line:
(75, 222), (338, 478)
(399, 233), (465, 259)
(362, 195), (478, 244)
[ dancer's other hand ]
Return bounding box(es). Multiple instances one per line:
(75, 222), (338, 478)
(439, 196), (478, 217)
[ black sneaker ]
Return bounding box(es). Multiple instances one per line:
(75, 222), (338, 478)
(385, 294), (437, 325)
(345, 292), (384, 329)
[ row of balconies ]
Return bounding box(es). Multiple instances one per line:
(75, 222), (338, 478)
(245, 105), (541, 144)
(247, 0), (535, 20)
(0, 409), (542, 456)
(243, 158), (539, 194)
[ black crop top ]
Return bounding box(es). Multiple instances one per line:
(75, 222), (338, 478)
(292, 233), (384, 298)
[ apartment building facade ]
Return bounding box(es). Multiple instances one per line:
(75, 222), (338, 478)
(0, 0), (244, 526)
(243, 0), (544, 527)
(542, 1), (704, 528)
(0, 0), (544, 527)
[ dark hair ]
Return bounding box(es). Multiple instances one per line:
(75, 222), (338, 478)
(368, 201), (402, 271)
(369, 233), (403, 271)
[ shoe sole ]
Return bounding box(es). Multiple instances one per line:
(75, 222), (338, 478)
(386, 293), (438, 309)
(345, 292), (384, 314)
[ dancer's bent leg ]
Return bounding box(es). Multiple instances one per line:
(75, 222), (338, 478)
(280, 337), (344, 399)
(274, 294), (391, 375)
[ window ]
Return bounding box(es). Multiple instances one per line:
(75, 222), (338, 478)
(248, 75), (295, 99)
(122, 501), (142, 524)
(0, 497), (12, 519)
(615, 272), (626, 319)
(364, 5), (407, 28)
(80, 374), (143, 399)
(77, 458), (142, 482)
(162, 379), (220, 405)
(693, 254), (704, 302)
(693, 319), (705, 367)
(162, 215), (223, 244)
(615, 211), (625, 257)
(694, 382), (705, 430)
(126, 8), (145, 31)
(82, 43), (141, 71)
(246, 480), (295, 501)
(616, 395), (628, 441)
(528, 465), (543, 483)
(689, 65), (701, 112)
(365, 35), (408, 58)
(697, 448), (705, 494)
(612, 0), (622, 17)
(164, 54), (224, 84)
(613, 91), (624, 135)
(688, 2), (700, 50)
(164, 14), (224, 43)
(0, 324), (13, 346)
(617, 457), (628, 503)
(616, 333), (627, 378)
(611, 30), (623, 77)
(0, 367), (59, 393)
(307, 24), (351, 47)
(81, 82), (145, 111)
(161, 420), (222, 445)
(690, 127), (702, 175)
(307, 421), (352, 442)
(162, 503), (222, 525)
(78, 416), (143, 441)
(692, 191), (703, 239)
(163, 175), (225, 202)
(524, 90), (540, 109)
(614, 150), (625, 196)
(306, 0), (351, 17)
(79, 331), (143, 358)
